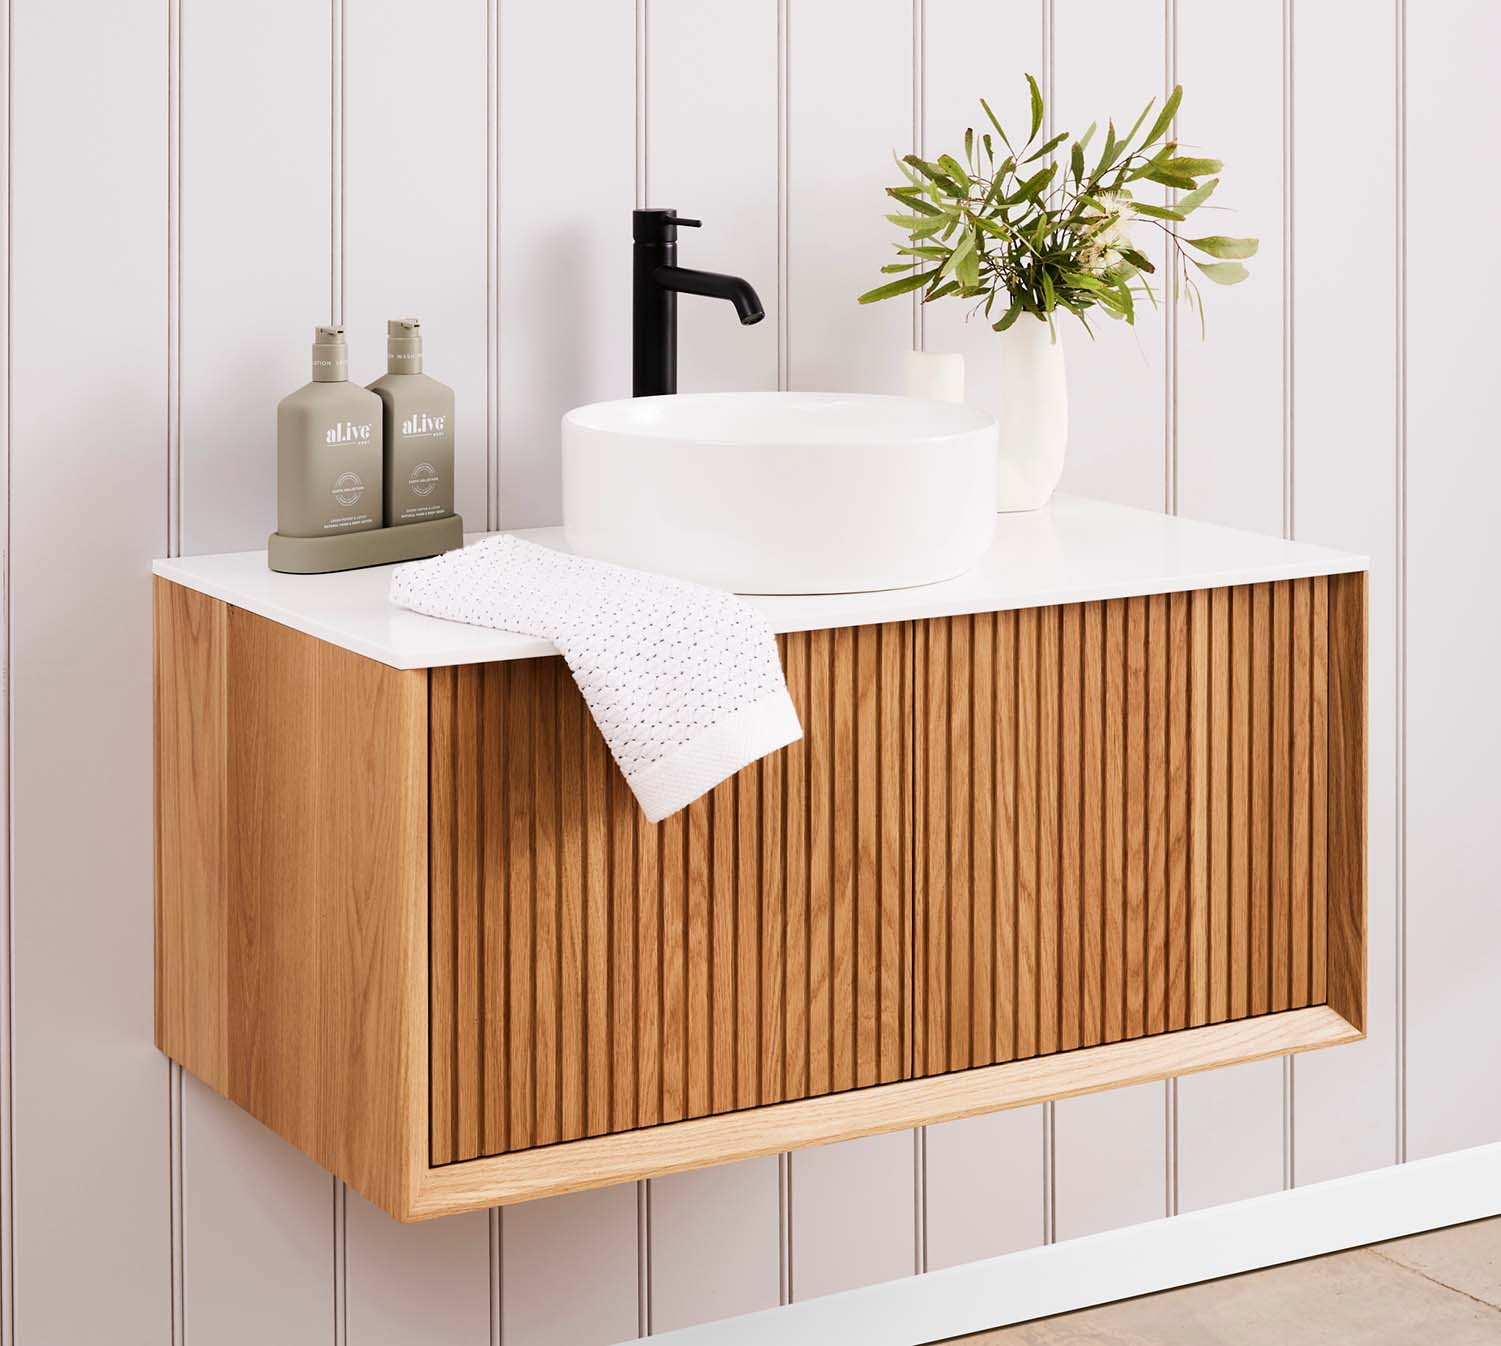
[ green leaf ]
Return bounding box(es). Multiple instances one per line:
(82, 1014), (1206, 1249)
(1142, 83), (1182, 147)
(964, 127), (974, 164)
(885, 212), (940, 229)
(910, 216), (950, 238)
(1025, 73), (1044, 144)
(1076, 120), (1098, 153)
(1006, 163), (1055, 204)
(1131, 201), (1187, 222)
(1175, 176), (1219, 214)
(893, 150), (925, 189)
(1140, 169), (1199, 191)
(880, 262), (915, 273)
(1186, 234), (1259, 259)
(1114, 276), (1136, 324)
(1058, 270), (1113, 294)
(1023, 130), (1070, 163)
(982, 132), (994, 161)
(937, 154), (972, 190)
(1070, 141), (1085, 185)
(957, 233), (981, 289)
(1191, 258), (1250, 285)
(938, 226), (977, 281)
(885, 186), (943, 215)
(979, 97), (1013, 152)
(902, 155), (964, 196)
(1162, 155), (1222, 177)
(1119, 246), (1157, 274)
(993, 297), (1024, 331)
(924, 279), (961, 302)
(1095, 120), (1119, 177)
(857, 267), (939, 304)
(972, 213), (1011, 239)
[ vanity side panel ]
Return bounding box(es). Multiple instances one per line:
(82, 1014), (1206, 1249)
(433, 626), (913, 1163)
(1327, 571), (1368, 1032)
(154, 578), (230, 1086)
(155, 586), (429, 1219)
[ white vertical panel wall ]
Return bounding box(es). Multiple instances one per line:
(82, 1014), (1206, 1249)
(1171, 0), (1291, 1216)
(1047, 0), (1172, 1237)
(1404, 0), (1501, 1162)
(176, 1), (338, 1339)
(1288, 0), (1398, 1187)
(0, 1), (1469, 1343)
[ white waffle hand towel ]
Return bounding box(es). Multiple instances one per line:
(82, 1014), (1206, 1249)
(390, 535), (803, 822)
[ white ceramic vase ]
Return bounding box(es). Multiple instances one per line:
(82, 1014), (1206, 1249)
(996, 315), (1068, 512)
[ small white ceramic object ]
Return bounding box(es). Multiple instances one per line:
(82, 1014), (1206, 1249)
(996, 315), (1068, 512)
(902, 349), (966, 404)
(561, 391), (999, 594)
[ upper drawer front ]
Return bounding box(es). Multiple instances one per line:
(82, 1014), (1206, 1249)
(913, 575), (1365, 1077)
(429, 624), (913, 1165)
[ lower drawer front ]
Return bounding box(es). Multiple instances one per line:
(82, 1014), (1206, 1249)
(428, 625), (914, 1165)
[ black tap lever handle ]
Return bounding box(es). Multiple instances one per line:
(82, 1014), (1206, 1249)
(674, 217), (703, 227)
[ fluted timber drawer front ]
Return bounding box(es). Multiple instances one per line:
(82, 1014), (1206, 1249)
(428, 624), (915, 1165)
(913, 574), (1366, 1076)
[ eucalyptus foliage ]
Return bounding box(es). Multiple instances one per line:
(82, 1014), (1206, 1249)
(857, 76), (1257, 336)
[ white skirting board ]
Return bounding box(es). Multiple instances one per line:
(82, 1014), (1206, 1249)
(637, 1142), (1501, 1345)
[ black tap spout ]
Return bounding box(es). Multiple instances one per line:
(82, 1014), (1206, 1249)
(651, 265), (765, 326)
(633, 208), (765, 396)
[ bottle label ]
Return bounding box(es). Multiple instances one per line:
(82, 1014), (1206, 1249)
(325, 419), (374, 445)
(331, 471), (367, 508)
(400, 410), (448, 439)
(408, 462), (440, 498)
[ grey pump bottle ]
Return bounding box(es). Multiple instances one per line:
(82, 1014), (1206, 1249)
(276, 326), (384, 537)
(368, 319), (456, 526)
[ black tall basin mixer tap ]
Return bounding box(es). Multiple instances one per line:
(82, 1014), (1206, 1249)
(632, 209), (764, 397)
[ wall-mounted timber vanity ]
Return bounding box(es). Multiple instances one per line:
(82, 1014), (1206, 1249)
(152, 494), (1367, 1222)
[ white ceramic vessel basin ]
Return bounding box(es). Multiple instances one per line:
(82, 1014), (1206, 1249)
(562, 392), (998, 594)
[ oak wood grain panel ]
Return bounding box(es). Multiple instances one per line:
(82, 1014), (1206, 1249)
(1147, 593), (1169, 1037)
(1104, 601), (1127, 1045)
(1291, 578), (1313, 1008)
(1060, 604), (1084, 1053)
(972, 614), (998, 1066)
(433, 626), (912, 1162)
(1311, 576), (1330, 1006)
(1189, 589), (1211, 1027)
(1125, 598), (1148, 1039)
(997, 612), (1019, 1061)
(154, 580), (228, 1088)
(429, 667), (457, 1165)
(154, 582), (429, 1217)
(1017, 610), (1040, 1058)
(1327, 573), (1367, 1031)
(1250, 584), (1273, 1016)
(1168, 591), (1191, 1032)
(913, 579), (1348, 1081)
(1229, 584), (1251, 1021)
(1271, 580), (1293, 1013)
(1038, 608), (1061, 1057)
(1082, 603), (1106, 1048)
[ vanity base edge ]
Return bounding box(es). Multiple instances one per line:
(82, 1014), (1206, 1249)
(403, 1004), (1359, 1222)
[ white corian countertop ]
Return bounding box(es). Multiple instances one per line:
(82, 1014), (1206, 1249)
(151, 494), (1368, 671)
